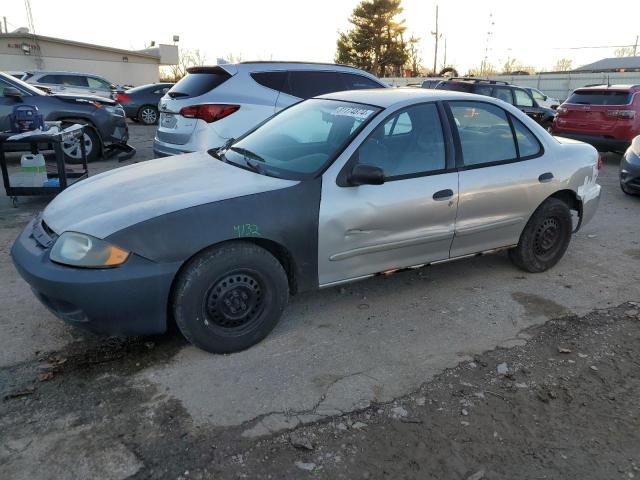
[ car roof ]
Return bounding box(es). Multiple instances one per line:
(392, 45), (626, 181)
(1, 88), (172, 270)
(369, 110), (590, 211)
(574, 84), (640, 92)
(27, 70), (107, 78)
(318, 88), (492, 108)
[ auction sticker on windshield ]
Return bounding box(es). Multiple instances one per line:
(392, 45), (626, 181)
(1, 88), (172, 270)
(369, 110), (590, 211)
(333, 106), (374, 120)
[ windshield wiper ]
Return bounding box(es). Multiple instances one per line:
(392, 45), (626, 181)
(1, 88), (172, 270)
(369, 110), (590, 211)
(167, 91), (189, 98)
(230, 146), (265, 162)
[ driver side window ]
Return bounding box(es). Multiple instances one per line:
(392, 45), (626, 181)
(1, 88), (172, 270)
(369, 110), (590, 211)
(355, 103), (446, 178)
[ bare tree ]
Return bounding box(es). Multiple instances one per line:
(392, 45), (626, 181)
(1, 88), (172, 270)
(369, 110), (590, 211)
(615, 46), (636, 57)
(405, 36), (423, 77)
(164, 48), (209, 82)
(553, 58), (573, 71)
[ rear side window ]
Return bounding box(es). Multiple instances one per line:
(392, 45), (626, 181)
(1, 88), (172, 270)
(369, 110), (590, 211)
(61, 75), (88, 87)
(449, 101), (517, 166)
(286, 71), (346, 99)
(511, 116), (542, 157)
(39, 74), (62, 85)
(566, 90), (632, 105)
(436, 81), (473, 93)
(474, 85), (492, 96)
(492, 87), (514, 104)
(340, 73), (383, 90)
(168, 72), (230, 98)
(251, 72), (287, 92)
(514, 89), (534, 107)
(87, 77), (111, 89)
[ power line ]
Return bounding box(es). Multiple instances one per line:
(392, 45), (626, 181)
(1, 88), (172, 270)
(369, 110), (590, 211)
(553, 44), (636, 50)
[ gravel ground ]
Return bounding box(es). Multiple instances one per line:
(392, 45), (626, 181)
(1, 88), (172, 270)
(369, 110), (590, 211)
(1, 304), (638, 479)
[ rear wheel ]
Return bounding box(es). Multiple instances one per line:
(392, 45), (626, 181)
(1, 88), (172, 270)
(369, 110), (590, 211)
(621, 181), (637, 196)
(172, 242), (289, 354)
(509, 198), (573, 273)
(138, 105), (158, 125)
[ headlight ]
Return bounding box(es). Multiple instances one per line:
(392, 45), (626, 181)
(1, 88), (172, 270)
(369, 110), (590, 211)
(631, 136), (640, 156)
(104, 105), (125, 117)
(50, 232), (130, 268)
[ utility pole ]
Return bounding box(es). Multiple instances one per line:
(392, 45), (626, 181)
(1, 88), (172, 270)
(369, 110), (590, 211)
(3, 16), (7, 34)
(431, 5), (441, 75)
(634, 35), (638, 56)
(443, 37), (447, 67)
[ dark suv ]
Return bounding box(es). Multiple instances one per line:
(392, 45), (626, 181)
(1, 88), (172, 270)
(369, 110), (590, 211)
(435, 78), (556, 129)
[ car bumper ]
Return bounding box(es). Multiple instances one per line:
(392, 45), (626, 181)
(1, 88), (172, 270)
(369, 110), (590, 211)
(11, 218), (180, 336)
(620, 150), (640, 193)
(577, 180), (601, 230)
(551, 131), (631, 152)
(153, 137), (196, 158)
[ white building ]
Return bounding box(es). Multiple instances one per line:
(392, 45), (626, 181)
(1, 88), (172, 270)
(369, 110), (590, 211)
(0, 32), (179, 86)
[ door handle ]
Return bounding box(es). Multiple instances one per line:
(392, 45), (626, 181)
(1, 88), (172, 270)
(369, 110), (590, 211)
(433, 189), (454, 200)
(538, 172), (554, 183)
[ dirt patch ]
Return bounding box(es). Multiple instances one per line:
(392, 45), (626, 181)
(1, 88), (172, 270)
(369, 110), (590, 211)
(1, 304), (640, 479)
(624, 249), (640, 260)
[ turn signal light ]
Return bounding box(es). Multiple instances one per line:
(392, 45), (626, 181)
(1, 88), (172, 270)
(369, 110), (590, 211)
(179, 104), (240, 123)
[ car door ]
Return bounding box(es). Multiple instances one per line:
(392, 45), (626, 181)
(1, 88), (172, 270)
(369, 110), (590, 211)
(513, 87), (546, 124)
(87, 76), (114, 99)
(0, 77), (20, 131)
(446, 100), (553, 257)
(35, 74), (64, 94)
(317, 102), (459, 286)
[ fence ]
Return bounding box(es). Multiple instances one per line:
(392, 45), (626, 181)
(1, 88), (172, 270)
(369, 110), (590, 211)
(382, 71), (640, 101)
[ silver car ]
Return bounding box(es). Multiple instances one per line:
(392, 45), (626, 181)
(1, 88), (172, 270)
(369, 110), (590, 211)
(23, 71), (115, 99)
(12, 89), (601, 354)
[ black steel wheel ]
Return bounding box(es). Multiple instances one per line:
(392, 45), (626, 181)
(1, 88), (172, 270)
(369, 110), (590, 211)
(509, 198), (572, 273)
(172, 242), (289, 353)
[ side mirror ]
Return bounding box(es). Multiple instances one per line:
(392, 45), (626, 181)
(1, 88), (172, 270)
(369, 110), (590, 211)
(348, 164), (385, 186)
(4, 87), (23, 99)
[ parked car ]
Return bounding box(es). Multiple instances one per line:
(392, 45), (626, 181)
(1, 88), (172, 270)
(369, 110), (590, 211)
(116, 83), (174, 125)
(23, 71), (116, 99)
(153, 61), (388, 157)
(620, 135), (640, 195)
(551, 84), (640, 153)
(0, 72), (129, 162)
(12, 88), (601, 354)
(523, 87), (560, 109)
(435, 78), (556, 129)
(421, 77), (447, 89)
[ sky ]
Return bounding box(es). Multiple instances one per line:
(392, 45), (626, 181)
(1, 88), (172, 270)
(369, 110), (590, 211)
(2, 0), (639, 74)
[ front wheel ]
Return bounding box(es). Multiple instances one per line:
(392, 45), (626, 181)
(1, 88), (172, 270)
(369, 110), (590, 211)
(172, 242), (289, 354)
(509, 198), (573, 273)
(61, 124), (100, 164)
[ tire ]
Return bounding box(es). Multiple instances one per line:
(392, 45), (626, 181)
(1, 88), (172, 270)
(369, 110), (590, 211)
(138, 105), (159, 125)
(508, 198), (573, 273)
(61, 124), (100, 164)
(620, 181), (637, 196)
(172, 242), (289, 354)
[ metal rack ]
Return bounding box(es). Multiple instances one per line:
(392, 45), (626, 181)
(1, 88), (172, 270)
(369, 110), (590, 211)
(0, 125), (88, 207)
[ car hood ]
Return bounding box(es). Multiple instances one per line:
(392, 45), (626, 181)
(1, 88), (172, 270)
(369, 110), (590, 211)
(52, 93), (117, 105)
(43, 152), (297, 239)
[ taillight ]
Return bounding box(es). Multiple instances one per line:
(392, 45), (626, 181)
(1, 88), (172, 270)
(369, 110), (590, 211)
(597, 153), (604, 170)
(556, 106), (568, 115)
(115, 93), (132, 103)
(179, 104), (240, 123)
(606, 109), (635, 119)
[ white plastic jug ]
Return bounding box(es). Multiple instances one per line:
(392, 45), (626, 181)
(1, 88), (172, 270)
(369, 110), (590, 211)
(20, 153), (47, 187)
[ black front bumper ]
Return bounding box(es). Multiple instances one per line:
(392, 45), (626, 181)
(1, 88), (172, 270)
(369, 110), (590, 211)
(554, 132), (631, 152)
(11, 218), (181, 336)
(620, 150), (640, 193)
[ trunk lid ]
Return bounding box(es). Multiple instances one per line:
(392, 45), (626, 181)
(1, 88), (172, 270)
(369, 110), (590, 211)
(157, 66), (234, 145)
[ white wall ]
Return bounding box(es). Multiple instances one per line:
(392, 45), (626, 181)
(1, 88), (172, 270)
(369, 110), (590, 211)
(382, 72), (640, 101)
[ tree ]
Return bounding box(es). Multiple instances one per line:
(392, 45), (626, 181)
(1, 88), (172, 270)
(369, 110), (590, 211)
(335, 0), (411, 77)
(405, 36), (423, 76)
(502, 57), (518, 74)
(615, 46), (636, 57)
(553, 58), (573, 72)
(164, 48), (208, 82)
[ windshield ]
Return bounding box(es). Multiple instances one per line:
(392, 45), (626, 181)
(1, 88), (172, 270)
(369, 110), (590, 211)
(566, 90), (632, 106)
(215, 99), (381, 180)
(0, 73), (45, 96)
